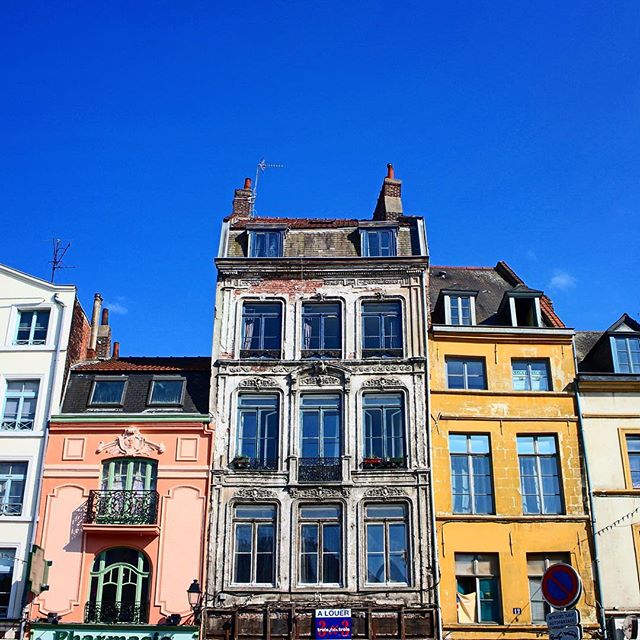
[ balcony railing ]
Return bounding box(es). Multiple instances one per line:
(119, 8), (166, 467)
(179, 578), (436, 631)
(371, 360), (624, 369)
(362, 348), (403, 359)
(301, 349), (342, 359)
(85, 490), (159, 525)
(239, 349), (281, 360)
(231, 457), (278, 471)
(0, 501), (23, 516)
(0, 418), (34, 431)
(299, 457), (342, 482)
(85, 601), (149, 624)
(362, 456), (407, 469)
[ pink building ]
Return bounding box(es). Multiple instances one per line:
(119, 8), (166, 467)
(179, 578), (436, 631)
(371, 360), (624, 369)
(29, 357), (212, 640)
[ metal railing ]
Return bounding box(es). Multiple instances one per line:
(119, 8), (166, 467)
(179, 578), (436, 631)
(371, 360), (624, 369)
(231, 457), (278, 471)
(84, 601), (149, 624)
(0, 501), (23, 516)
(85, 490), (159, 525)
(0, 418), (34, 431)
(298, 457), (342, 482)
(239, 349), (282, 359)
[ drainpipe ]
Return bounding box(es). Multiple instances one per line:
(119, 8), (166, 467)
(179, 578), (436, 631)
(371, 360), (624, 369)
(421, 267), (443, 640)
(573, 336), (607, 640)
(21, 293), (67, 635)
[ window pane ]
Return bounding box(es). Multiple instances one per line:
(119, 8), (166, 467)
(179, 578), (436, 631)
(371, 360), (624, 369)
(470, 435), (489, 454)
(517, 436), (535, 454)
(367, 552), (385, 583)
(150, 380), (184, 404)
(536, 436), (557, 454)
(627, 436), (640, 453)
(366, 505), (406, 518)
(301, 506), (340, 519)
(235, 505), (275, 519)
(323, 524), (340, 553)
(449, 434), (468, 454)
(479, 577), (500, 622)
(91, 381), (125, 404)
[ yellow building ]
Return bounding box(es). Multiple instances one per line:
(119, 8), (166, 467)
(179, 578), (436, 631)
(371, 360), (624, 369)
(428, 262), (599, 640)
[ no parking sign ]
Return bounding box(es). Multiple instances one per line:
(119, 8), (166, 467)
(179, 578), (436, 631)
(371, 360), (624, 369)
(541, 563), (582, 609)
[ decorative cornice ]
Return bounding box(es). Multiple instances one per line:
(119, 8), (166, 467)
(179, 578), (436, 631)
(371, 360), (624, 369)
(362, 377), (403, 388)
(238, 377), (279, 389)
(364, 487), (408, 499)
(96, 427), (165, 456)
(235, 488), (276, 499)
(288, 486), (351, 499)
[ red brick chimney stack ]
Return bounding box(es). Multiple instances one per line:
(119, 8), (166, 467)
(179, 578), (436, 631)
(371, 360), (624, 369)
(230, 178), (254, 220)
(112, 341), (120, 359)
(373, 163), (404, 221)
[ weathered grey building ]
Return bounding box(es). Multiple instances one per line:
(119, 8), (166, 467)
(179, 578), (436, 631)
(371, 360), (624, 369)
(207, 167), (436, 640)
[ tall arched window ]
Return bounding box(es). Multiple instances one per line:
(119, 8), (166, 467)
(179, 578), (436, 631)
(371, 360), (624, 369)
(86, 548), (150, 623)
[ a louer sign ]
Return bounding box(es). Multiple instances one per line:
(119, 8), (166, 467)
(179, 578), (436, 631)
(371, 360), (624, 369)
(30, 625), (199, 640)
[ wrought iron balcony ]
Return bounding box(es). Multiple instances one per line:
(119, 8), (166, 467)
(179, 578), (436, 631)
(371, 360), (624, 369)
(85, 601), (149, 624)
(0, 501), (23, 516)
(85, 490), (159, 525)
(362, 348), (403, 359)
(239, 349), (282, 359)
(301, 349), (342, 359)
(0, 418), (34, 431)
(362, 456), (407, 469)
(231, 456), (278, 471)
(299, 457), (342, 482)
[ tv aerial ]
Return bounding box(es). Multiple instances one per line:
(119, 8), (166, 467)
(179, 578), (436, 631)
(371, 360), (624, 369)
(251, 158), (284, 216)
(49, 238), (75, 283)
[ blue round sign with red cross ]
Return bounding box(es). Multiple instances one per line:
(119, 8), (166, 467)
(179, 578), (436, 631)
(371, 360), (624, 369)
(541, 563), (582, 609)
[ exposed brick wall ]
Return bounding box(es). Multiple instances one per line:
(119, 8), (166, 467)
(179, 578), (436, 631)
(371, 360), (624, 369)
(64, 297), (91, 382)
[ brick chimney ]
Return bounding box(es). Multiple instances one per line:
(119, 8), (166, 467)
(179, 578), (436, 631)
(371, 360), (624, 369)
(373, 163), (403, 221)
(96, 307), (112, 359)
(87, 293), (102, 359)
(229, 177), (253, 220)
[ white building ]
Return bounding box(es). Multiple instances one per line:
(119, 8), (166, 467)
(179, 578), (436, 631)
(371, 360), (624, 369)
(0, 264), (89, 638)
(576, 314), (640, 639)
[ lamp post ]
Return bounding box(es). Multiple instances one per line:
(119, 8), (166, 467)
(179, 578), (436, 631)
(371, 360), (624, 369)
(187, 580), (202, 623)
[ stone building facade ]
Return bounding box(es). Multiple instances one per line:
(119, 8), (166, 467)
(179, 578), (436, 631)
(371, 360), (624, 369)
(206, 168), (437, 640)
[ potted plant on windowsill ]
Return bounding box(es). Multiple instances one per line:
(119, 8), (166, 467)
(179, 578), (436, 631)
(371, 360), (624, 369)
(363, 457), (383, 469)
(386, 457), (405, 468)
(232, 455), (251, 469)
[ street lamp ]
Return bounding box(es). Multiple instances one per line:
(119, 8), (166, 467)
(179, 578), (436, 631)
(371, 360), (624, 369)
(187, 580), (202, 622)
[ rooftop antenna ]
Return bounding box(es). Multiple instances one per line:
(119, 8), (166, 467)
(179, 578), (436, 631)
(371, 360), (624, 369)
(251, 158), (284, 216)
(49, 238), (74, 283)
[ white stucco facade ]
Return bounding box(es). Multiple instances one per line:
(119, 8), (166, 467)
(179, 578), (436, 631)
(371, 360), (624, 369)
(0, 265), (77, 635)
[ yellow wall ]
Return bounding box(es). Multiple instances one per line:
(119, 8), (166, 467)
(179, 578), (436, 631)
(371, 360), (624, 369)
(430, 331), (598, 638)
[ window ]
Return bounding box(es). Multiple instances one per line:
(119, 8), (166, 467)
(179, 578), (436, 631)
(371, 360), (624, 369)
(626, 435), (640, 488)
(0, 463), (27, 516)
(517, 435), (563, 514)
(449, 435), (493, 514)
(233, 505), (276, 585)
(613, 336), (640, 374)
(362, 302), (403, 357)
(447, 295), (474, 326)
(148, 379), (184, 405)
(90, 380), (126, 406)
(87, 548), (150, 623)
(15, 310), (50, 345)
(527, 553), (569, 623)
(300, 395), (342, 481)
(360, 228), (397, 257)
(1, 381), (39, 431)
(236, 395), (278, 469)
(101, 459), (157, 491)
(0, 550), (15, 619)
(299, 506), (341, 585)
(365, 504), (410, 584)
(241, 302), (282, 358)
(446, 358), (486, 390)
(508, 295), (541, 327)
(512, 360), (551, 391)
(456, 553), (501, 623)
(302, 303), (341, 357)
(249, 230), (283, 258)
(363, 394), (405, 465)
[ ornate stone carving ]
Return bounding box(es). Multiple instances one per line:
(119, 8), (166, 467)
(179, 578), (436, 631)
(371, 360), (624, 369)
(235, 488), (275, 499)
(362, 378), (403, 388)
(96, 428), (165, 456)
(238, 377), (278, 389)
(300, 376), (341, 386)
(364, 487), (407, 499)
(357, 364), (412, 373)
(288, 487), (350, 499)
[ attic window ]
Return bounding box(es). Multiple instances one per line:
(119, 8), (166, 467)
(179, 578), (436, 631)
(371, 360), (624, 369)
(612, 336), (640, 374)
(507, 296), (542, 327)
(360, 228), (397, 257)
(249, 231), (283, 257)
(445, 294), (476, 326)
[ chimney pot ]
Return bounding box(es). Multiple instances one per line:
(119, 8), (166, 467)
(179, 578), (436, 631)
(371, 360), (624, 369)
(243, 177), (252, 189)
(373, 166), (403, 221)
(387, 163), (394, 179)
(112, 341), (120, 359)
(101, 308), (109, 326)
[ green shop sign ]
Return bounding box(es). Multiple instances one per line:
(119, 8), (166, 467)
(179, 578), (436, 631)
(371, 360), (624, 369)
(30, 625), (199, 640)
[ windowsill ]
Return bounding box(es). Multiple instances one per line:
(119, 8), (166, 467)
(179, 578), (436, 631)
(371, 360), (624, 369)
(0, 345), (55, 352)
(436, 389), (569, 397)
(0, 430), (44, 437)
(436, 513), (588, 522)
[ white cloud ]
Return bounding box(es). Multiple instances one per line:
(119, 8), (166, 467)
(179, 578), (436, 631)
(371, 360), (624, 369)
(104, 300), (128, 315)
(548, 270), (576, 291)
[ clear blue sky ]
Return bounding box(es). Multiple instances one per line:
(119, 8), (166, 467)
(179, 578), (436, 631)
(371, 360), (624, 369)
(1, 1), (638, 355)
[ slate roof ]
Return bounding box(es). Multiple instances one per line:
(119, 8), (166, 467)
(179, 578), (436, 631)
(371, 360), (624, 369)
(574, 331), (602, 362)
(74, 357), (211, 372)
(429, 261), (565, 328)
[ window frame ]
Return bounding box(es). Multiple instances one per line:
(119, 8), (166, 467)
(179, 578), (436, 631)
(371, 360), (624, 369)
(621, 430), (640, 490)
(527, 553), (570, 624)
(517, 434), (564, 515)
(445, 357), (487, 391)
(0, 461), (28, 516)
(240, 300), (284, 359)
(0, 548), (16, 620)
(361, 300), (404, 358)
(359, 228), (397, 257)
(611, 335), (640, 374)
(511, 359), (552, 392)
(300, 394), (342, 460)
(235, 394), (279, 470)
(449, 434), (494, 515)
(100, 458), (157, 491)
(89, 378), (127, 407)
(301, 301), (343, 358)
(298, 504), (343, 586)
(455, 552), (502, 624)
(231, 504), (277, 586)
(445, 294), (476, 326)
(508, 295), (543, 328)
(1, 379), (40, 431)
(13, 308), (51, 346)
(362, 392), (406, 466)
(248, 230), (284, 258)
(364, 503), (411, 587)
(147, 377), (186, 407)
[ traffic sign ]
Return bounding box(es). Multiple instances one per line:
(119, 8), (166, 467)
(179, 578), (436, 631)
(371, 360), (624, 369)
(547, 609), (580, 628)
(542, 563), (582, 609)
(549, 625), (583, 640)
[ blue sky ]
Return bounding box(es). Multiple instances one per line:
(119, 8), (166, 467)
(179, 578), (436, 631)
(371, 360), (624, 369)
(1, 1), (638, 355)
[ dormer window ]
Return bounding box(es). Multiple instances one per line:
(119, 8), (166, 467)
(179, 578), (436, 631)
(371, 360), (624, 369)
(360, 228), (397, 257)
(249, 230), (283, 257)
(90, 379), (126, 406)
(445, 294), (476, 326)
(612, 336), (640, 373)
(499, 290), (543, 327)
(148, 379), (185, 406)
